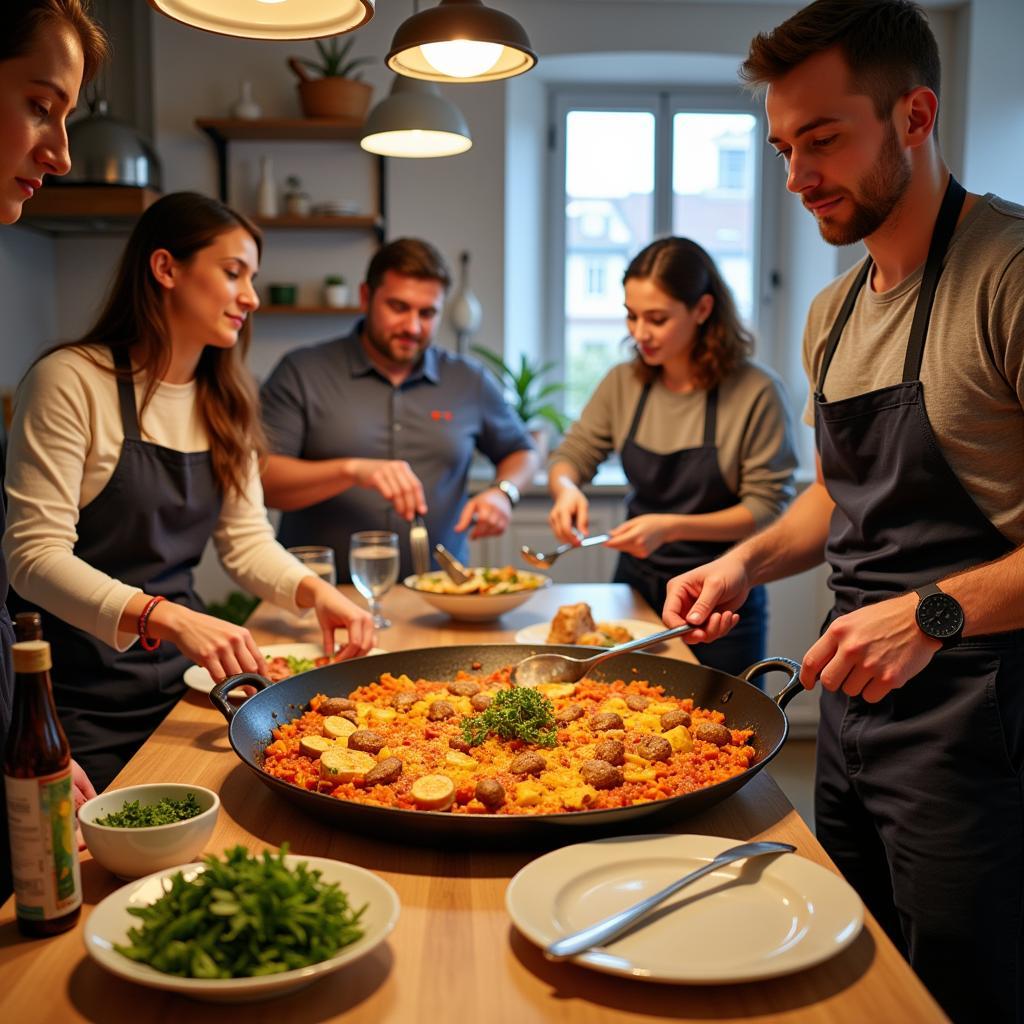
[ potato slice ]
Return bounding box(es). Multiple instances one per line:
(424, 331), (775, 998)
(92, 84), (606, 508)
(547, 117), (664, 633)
(444, 750), (477, 769)
(299, 735), (335, 759)
(319, 747), (376, 782)
(323, 715), (357, 739)
(410, 773), (456, 810)
(537, 682), (577, 699)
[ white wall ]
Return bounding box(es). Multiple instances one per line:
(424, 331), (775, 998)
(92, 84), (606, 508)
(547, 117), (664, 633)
(0, 229), (57, 391)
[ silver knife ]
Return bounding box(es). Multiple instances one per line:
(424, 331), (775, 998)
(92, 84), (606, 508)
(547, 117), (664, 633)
(434, 542), (471, 585)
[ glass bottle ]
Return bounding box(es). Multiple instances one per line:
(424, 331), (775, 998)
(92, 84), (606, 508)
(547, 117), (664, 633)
(14, 611), (42, 642)
(3, 639), (82, 936)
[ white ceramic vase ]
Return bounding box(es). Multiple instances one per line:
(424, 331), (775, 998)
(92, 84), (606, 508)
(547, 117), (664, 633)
(231, 81), (262, 120)
(257, 156), (277, 217)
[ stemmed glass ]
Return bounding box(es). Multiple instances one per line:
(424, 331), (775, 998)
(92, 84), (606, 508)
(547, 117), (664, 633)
(349, 531), (400, 629)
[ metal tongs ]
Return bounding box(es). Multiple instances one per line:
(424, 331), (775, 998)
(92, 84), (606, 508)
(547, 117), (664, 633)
(434, 542), (471, 585)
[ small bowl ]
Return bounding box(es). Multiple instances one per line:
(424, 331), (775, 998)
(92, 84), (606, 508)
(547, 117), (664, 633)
(79, 783), (220, 880)
(403, 569), (551, 622)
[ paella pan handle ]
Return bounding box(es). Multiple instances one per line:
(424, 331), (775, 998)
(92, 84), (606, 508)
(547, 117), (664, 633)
(739, 657), (804, 709)
(209, 672), (270, 722)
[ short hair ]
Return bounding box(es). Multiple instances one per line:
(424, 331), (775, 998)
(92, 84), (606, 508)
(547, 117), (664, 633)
(740, 0), (940, 120)
(4, 1), (110, 85)
(365, 238), (451, 293)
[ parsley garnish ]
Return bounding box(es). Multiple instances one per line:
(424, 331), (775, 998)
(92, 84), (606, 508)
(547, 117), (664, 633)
(461, 687), (558, 747)
(96, 793), (202, 828)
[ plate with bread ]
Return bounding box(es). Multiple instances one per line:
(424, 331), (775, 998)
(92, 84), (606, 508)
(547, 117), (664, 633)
(514, 601), (668, 650)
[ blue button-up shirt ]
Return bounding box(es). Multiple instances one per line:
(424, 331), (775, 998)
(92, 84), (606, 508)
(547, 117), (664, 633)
(260, 323), (533, 580)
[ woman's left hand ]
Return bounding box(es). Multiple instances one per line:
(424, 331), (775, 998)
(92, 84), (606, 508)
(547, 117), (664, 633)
(300, 578), (376, 660)
(605, 515), (676, 559)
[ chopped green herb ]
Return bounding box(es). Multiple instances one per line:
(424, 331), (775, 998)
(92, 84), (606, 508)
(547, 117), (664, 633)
(115, 844), (366, 978)
(285, 654), (316, 674)
(96, 793), (203, 828)
(461, 687), (558, 748)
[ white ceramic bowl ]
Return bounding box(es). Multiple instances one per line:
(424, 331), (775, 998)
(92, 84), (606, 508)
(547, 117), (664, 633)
(403, 569), (551, 622)
(79, 783), (219, 879)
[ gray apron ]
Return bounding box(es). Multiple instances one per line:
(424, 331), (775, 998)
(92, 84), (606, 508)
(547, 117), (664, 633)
(813, 176), (1024, 1024)
(11, 347), (221, 791)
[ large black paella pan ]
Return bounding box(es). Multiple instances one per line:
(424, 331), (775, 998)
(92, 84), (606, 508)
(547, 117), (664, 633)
(210, 644), (803, 845)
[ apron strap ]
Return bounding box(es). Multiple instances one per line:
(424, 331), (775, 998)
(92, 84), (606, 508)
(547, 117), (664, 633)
(110, 346), (142, 442)
(902, 175), (967, 382)
(625, 383), (653, 444)
(703, 386), (719, 447)
(816, 259), (871, 397)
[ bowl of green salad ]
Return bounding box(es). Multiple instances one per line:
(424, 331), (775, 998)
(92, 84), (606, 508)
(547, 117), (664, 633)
(79, 783), (219, 879)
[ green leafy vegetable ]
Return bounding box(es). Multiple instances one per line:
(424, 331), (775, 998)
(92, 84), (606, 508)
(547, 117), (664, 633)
(97, 793), (202, 828)
(205, 590), (259, 626)
(461, 687), (558, 748)
(285, 655), (316, 674)
(115, 844), (366, 978)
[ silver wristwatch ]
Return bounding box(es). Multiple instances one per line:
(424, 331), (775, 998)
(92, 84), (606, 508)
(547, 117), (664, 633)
(493, 479), (521, 506)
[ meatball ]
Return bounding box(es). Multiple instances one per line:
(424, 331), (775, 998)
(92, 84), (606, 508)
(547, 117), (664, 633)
(554, 703), (584, 724)
(347, 729), (386, 755)
(635, 734), (673, 762)
(475, 778), (506, 809)
(510, 751), (547, 776)
(594, 738), (625, 766)
(693, 720), (732, 747)
(448, 735), (472, 753)
(660, 709), (691, 731)
(580, 759), (624, 790)
(364, 757), (403, 786)
(427, 700), (456, 721)
(393, 692), (418, 713)
(470, 692), (493, 712)
(447, 680), (481, 697)
(590, 711), (624, 732)
(625, 694), (651, 712)
(319, 697), (356, 716)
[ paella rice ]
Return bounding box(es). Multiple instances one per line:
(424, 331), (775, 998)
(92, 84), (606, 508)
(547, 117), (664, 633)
(261, 667), (756, 815)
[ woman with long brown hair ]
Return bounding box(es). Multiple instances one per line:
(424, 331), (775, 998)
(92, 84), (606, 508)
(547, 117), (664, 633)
(547, 237), (797, 674)
(3, 191), (374, 790)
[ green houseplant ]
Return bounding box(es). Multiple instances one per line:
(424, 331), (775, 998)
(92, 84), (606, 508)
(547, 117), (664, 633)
(288, 37), (375, 120)
(472, 346), (571, 441)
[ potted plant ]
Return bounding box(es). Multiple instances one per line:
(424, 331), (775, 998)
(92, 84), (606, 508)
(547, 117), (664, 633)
(288, 37), (375, 120)
(283, 174), (310, 217)
(322, 274), (350, 308)
(471, 346), (571, 458)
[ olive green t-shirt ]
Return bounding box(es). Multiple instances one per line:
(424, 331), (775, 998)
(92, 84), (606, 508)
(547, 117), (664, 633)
(802, 193), (1024, 545)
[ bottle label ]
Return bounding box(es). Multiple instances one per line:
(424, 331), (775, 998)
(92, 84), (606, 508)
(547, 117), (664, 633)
(4, 768), (82, 920)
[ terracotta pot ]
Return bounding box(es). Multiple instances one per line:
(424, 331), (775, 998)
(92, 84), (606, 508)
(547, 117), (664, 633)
(297, 78), (373, 120)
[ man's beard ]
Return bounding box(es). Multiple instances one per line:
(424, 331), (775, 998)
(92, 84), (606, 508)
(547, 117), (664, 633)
(810, 122), (911, 246)
(364, 322), (425, 365)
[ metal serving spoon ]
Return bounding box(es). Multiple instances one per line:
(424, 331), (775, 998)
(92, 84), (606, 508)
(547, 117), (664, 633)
(520, 533), (611, 569)
(544, 840), (796, 960)
(511, 622), (696, 687)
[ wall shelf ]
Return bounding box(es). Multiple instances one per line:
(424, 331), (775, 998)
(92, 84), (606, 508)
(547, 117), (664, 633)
(254, 214), (381, 231)
(18, 185), (161, 234)
(258, 305), (360, 316)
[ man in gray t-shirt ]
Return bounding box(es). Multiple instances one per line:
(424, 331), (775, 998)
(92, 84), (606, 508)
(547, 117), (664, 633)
(260, 238), (538, 580)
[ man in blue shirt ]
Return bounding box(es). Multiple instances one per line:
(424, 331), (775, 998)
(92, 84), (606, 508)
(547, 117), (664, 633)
(260, 238), (538, 580)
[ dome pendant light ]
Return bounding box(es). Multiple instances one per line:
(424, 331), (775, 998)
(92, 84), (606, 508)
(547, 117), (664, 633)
(360, 76), (472, 159)
(387, 0), (536, 84)
(146, 0), (374, 41)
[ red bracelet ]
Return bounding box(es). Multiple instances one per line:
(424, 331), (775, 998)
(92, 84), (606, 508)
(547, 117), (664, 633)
(138, 595), (166, 651)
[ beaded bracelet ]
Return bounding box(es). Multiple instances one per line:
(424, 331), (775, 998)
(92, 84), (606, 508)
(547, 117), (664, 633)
(138, 595), (166, 651)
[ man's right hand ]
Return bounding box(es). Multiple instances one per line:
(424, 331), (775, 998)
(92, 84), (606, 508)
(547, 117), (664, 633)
(349, 458), (427, 522)
(662, 552), (750, 644)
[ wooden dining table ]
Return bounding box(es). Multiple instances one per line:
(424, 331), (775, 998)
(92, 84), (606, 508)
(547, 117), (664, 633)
(0, 583), (948, 1023)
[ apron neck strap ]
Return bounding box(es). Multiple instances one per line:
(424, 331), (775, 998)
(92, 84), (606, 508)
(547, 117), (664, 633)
(110, 346), (142, 442)
(625, 380), (719, 446)
(816, 259), (871, 395)
(625, 382), (653, 443)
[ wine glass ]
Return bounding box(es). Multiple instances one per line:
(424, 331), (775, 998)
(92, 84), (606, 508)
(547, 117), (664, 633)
(287, 546), (337, 586)
(349, 531), (399, 629)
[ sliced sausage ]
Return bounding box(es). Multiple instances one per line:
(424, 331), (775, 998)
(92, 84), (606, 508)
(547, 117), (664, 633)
(448, 735), (472, 753)
(581, 759), (624, 790)
(347, 729), (386, 755)
(510, 751), (547, 776)
(470, 692), (493, 712)
(635, 735), (672, 762)
(625, 694), (651, 711)
(447, 680), (481, 697)
(594, 738), (625, 766)
(693, 720), (732, 747)
(590, 711), (624, 732)
(660, 709), (691, 731)
(319, 697), (356, 716)
(427, 700), (456, 721)
(393, 692), (418, 713)
(554, 703), (584, 724)
(364, 757), (403, 786)
(475, 779), (506, 809)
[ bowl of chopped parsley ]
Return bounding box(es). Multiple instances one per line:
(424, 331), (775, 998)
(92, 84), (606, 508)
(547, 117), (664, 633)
(79, 784), (220, 879)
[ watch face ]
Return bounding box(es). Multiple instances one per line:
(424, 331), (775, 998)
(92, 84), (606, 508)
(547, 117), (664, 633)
(917, 593), (964, 639)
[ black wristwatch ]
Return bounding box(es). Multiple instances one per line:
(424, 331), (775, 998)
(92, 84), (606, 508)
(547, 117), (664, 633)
(914, 583), (964, 648)
(493, 479), (521, 506)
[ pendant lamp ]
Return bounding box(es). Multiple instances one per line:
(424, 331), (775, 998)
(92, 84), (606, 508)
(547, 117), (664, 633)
(146, 0), (373, 41)
(387, 0), (536, 84)
(361, 76), (472, 158)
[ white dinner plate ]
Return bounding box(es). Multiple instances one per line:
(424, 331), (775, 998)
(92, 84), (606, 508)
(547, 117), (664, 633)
(506, 833), (863, 984)
(183, 642), (388, 697)
(84, 854), (400, 1002)
(513, 618), (669, 650)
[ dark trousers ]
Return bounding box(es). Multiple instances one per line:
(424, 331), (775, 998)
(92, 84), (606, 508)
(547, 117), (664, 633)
(815, 632), (1024, 1024)
(613, 553), (767, 677)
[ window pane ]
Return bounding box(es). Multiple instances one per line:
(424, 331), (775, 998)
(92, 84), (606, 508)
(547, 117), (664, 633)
(672, 112), (757, 321)
(563, 110), (654, 418)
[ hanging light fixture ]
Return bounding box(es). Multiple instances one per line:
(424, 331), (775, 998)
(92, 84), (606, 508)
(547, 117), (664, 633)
(387, 0), (536, 84)
(146, 0), (374, 41)
(360, 76), (472, 158)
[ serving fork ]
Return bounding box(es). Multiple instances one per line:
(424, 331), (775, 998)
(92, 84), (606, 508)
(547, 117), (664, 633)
(410, 515), (430, 577)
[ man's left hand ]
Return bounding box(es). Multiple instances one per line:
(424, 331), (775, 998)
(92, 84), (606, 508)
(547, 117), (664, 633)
(800, 592), (941, 703)
(455, 489), (512, 539)
(605, 514), (673, 559)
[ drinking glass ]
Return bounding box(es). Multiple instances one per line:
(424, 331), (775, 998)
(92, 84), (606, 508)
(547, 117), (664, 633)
(349, 531), (400, 629)
(287, 545), (337, 586)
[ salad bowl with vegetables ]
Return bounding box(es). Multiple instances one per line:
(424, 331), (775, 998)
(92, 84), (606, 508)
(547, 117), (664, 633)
(403, 566), (551, 621)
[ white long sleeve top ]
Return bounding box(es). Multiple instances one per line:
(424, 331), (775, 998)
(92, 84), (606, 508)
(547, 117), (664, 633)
(2, 345), (314, 651)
